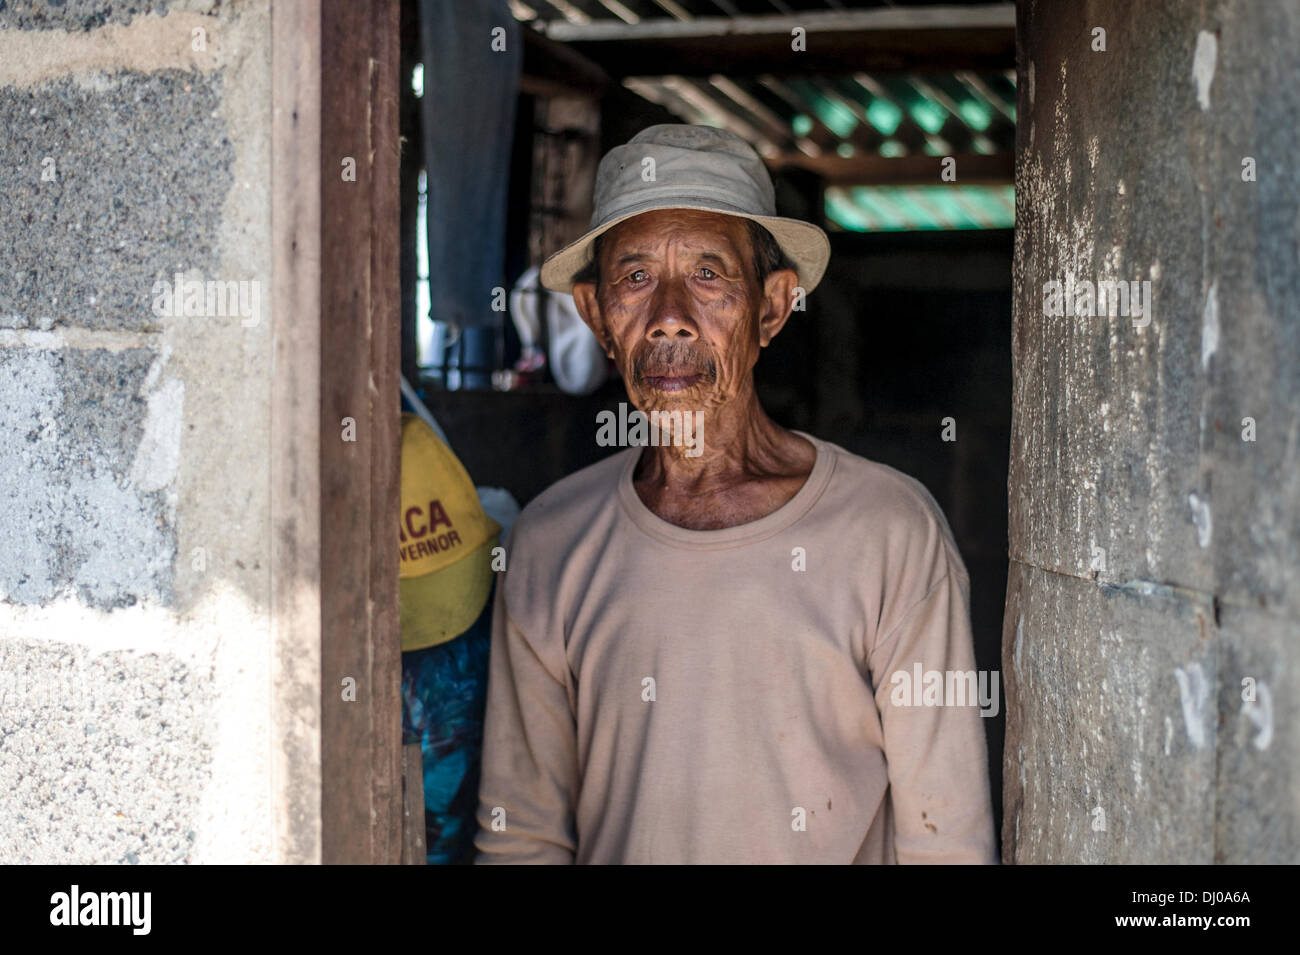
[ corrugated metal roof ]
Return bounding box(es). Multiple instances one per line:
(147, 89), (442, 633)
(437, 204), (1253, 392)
(515, 0), (1016, 230)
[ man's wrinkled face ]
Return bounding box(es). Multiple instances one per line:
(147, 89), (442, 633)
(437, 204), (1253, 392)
(571, 208), (794, 416)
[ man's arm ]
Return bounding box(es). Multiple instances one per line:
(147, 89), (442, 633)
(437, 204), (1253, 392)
(868, 556), (997, 864)
(473, 578), (580, 864)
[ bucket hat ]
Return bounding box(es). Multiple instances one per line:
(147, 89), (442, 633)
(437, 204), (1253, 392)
(540, 124), (831, 296)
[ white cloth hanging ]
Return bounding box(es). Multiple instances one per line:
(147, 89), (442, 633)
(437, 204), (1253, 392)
(509, 266), (609, 396)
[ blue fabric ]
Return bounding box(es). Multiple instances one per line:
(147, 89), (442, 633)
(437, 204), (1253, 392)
(401, 576), (495, 865)
(419, 0), (520, 332)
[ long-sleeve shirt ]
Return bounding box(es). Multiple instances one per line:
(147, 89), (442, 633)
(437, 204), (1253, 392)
(473, 429), (996, 864)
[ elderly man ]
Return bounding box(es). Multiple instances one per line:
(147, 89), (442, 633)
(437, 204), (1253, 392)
(474, 124), (996, 864)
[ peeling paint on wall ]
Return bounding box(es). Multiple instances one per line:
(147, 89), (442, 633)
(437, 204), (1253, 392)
(1192, 30), (1217, 111)
(1201, 280), (1219, 370)
(128, 378), (184, 493)
(1174, 662), (1210, 749)
(1187, 492), (1212, 549)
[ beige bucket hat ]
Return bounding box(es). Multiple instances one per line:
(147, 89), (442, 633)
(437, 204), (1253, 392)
(539, 124), (831, 296)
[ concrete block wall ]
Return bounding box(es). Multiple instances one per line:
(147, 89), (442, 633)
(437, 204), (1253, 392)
(0, 1), (301, 862)
(1005, 0), (1299, 862)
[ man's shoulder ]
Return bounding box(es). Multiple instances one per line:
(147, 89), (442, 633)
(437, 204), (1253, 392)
(813, 435), (966, 575)
(817, 436), (947, 522)
(506, 447), (633, 549)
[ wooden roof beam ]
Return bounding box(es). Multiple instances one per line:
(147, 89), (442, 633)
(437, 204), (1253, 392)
(767, 151), (1013, 186)
(534, 6), (1016, 76)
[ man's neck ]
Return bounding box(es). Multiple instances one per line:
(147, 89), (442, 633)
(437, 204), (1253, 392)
(630, 392), (817, 530)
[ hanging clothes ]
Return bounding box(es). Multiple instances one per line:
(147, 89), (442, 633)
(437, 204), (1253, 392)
(419, 0), (520, 333)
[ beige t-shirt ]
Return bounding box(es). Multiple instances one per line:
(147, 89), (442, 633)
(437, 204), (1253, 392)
(474, 430), (996, 864)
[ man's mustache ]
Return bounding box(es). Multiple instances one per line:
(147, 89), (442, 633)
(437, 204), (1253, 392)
(631, 340), (717, 384)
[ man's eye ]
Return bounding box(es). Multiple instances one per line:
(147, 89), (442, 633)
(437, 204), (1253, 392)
(699, 267), (716, 279)
(628, 269), (648, 284)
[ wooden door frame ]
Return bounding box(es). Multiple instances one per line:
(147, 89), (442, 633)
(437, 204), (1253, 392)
(271, 0), (403, 865)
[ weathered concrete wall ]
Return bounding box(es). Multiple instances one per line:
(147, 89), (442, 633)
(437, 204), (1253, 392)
(0, 1), (312, 862)
(1005, 0), (1299, 862)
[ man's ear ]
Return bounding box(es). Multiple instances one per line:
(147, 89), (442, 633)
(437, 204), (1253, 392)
(571, 281), (613, 356)
(756, 268), (800, 348)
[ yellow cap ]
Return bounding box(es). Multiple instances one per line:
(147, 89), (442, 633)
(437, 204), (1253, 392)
(398, 413), (502, 651)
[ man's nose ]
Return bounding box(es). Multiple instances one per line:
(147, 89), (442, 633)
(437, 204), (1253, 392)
(644, 277), (699, 342)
